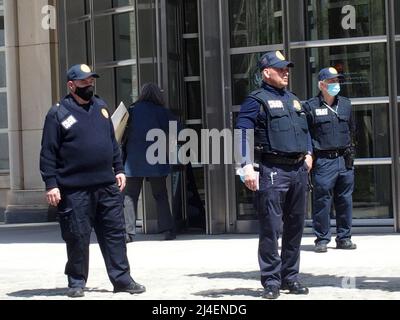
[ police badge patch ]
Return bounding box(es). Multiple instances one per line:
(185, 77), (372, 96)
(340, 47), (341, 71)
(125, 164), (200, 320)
(293, 100), (302, 111)
(101, 108), (109, 119)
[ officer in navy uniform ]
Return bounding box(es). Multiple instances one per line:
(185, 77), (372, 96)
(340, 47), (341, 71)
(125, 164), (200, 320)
(303, 67), (356, 253)
(40, 64), (145, 298)
(236, 51), (312, 299)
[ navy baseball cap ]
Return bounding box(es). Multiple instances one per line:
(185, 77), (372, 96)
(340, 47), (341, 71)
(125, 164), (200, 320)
(67, 64), (99, 81)
(258, 51), (294, 70)
(318, 67), (344, 81)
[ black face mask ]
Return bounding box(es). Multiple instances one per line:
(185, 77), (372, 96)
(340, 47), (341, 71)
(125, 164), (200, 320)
(75, 85), (94, 101)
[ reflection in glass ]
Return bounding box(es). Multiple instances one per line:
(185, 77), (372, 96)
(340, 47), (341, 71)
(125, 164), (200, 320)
(0, 133), (9, 170)
(0, 52), (5, 87)
(96, 65), (137, 109)
(293, 43), (388, 98)
(186, 82), (202, 120)
(231, 53), (264, 105)
(66, 0), (89, 19)
(0, 92), (7, 129)
(229, 0), (282, 48)
(116, 65), (137, 107)
(397, 42), (400, 92)
(294, 0), (386, 41)
(0, 16), (4, 47)
(353, 104), (390, 159)
(184, 38), (200, 77)
(395, 0), (400, 34)
(67, 21), (92, 66)
(183, 0), (198, 33)
(94, 12), (135, 63)
(353, 165), (392, 219)
(95, 68), (115, 109)
(185, 165), (206, 229)
(94, 0), (133, 11)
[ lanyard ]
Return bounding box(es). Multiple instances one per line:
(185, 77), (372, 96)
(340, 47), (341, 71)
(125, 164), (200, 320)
(322, 101), (339, 116)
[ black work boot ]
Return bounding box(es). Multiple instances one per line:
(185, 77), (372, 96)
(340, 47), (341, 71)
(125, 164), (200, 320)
(336, 239), (357, 250)
(262, 285), (280, 299)
(66, 287), (85, 298)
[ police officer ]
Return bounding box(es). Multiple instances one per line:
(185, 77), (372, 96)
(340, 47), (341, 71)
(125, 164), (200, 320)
(236, 51), (312, 299)
(40, 64), (145, 298)
(303, 67), (356, 253)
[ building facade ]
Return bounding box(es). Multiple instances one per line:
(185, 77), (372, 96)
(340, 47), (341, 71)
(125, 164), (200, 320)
(1, 0), (399, 234)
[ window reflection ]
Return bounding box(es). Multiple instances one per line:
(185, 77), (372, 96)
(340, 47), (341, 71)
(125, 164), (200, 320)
(395, 0), (400, 34)
(291, 43), (388, 99)
(94, 12), (135, 63)
(183, 0), (198, 33)
(186, 82), (202, 120)
(96, 65), (137, 109)
(353, 104), (390, 158)
(231, 53), (264, 105)
(67, 21), (92, 66)
(184, 39), (200, 77)
(353, 165), (392, 219)
(0, 52), (6, 87)
(229, 0), (282, 48)
(66, 0), (89, 19)
(295, 0), (386, 41)
(0, 92), (6, 129)
(94, 0), (133, 11)
(0, 133), (8, 170)
(0, 16), (4, 47)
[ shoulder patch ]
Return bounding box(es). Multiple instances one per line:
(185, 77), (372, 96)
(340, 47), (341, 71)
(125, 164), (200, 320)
(101, 108), (109, 119)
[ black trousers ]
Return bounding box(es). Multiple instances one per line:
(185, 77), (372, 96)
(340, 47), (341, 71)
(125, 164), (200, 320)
(123, 176), (174, 236)
(58, 184), (133, 289)
(256, 162), (308, 288)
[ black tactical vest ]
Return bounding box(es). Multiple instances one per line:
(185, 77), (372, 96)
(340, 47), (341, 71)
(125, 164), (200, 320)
(306, 96), (352, 150)
(249, 88), (309, 155)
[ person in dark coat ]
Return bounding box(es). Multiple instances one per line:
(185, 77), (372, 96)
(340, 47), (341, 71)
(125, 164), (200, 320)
(123, 83), (177, 242)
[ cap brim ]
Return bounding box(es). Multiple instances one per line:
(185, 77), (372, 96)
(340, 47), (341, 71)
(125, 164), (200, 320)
(72, 72), (100, 80)
(322, 73), (344, 81)
(271, 61), (294, 68)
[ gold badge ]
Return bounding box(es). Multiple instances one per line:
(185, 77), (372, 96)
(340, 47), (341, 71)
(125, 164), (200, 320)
(276, 51), (286, 61)
(293, 100), (302, 111)
(329, 67), (338, 75)
(101, 108), (109, 119)
(80, 64), (92, 73)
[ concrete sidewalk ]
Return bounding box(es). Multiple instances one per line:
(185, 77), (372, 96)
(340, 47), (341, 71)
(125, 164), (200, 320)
(0, 223), (400, 300)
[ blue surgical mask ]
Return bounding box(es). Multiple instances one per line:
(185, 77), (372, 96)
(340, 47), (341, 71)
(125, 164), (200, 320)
(327, 83), (341, 97)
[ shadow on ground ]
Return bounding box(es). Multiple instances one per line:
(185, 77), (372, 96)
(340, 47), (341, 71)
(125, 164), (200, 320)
(188, 271), (400, 298)
(7, 287), (111, 298)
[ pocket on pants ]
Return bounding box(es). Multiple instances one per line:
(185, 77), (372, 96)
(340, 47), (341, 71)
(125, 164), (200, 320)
(58, 208), (77, 240)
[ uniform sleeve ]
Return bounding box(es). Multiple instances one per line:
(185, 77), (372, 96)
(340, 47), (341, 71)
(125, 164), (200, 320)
(349, 105), (357, 146)
(40, 111), (60, 190)
(235, 97), (259, 166)
(302, 101), (314, 154)
(109, 118), (125, 175)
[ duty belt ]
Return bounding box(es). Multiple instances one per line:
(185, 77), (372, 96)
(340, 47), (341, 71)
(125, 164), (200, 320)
(315, 149), (346, 159)
(261, 153), (305, 165)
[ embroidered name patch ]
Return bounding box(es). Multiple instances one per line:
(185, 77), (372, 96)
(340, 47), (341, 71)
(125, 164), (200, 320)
(61, 115), (77, 130)
(268, 100), (284, 109)
(315, 108), (329, 116)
